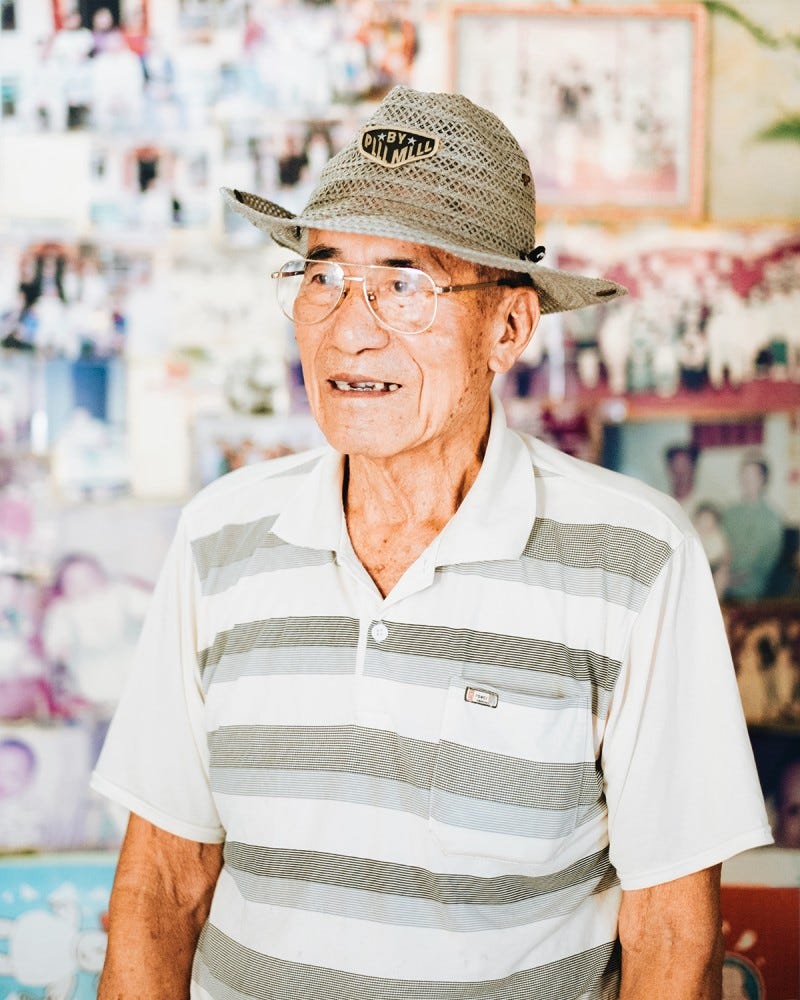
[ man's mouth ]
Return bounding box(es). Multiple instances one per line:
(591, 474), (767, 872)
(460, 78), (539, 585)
(329, 380), (401, 393)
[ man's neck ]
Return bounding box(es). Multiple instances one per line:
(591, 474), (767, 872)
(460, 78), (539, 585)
(344, 425), (489, 529)
(342, 422), (490, 596)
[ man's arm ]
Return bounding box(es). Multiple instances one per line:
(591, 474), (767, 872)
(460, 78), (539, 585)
(99, 813), (224, 1000)
(618, 865), (724, 1000)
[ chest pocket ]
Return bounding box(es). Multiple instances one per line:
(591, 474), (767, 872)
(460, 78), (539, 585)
(429, 675), (596, 868)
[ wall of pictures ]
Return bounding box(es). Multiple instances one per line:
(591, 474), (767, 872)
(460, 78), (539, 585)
(1, 3), (423, 995)
(0, 0), (798, 996)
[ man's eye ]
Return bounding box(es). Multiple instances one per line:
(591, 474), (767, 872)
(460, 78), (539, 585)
(308, 269), (336, 286)
(391, 278), (416, 296)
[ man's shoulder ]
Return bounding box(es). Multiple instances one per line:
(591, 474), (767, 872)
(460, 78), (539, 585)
(181, 446), (329, 539)
(517, 430), (694, 550)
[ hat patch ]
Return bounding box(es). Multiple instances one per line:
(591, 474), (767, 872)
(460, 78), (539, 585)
(359, 126), (440, 168)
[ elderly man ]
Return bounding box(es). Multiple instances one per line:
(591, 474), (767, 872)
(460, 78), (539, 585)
(93, 88), (770, 999)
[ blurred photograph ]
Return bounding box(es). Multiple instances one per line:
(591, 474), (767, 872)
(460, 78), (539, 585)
(603, 415), (799, 600)
(454, 8), (703, 212)
(0, 722), (91, 850)
(749, 727), (800, 849)
(724, 602), (800, 728)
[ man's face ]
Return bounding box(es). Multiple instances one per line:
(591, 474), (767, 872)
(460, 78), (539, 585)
(667, 452), (695, 494)
(740, 461), (766, 502)
(0, 742), (35, 798)
(294, 229), (516, 460)
(777, 761), (800, 849)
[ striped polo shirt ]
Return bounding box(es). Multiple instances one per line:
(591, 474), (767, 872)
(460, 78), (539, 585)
(93, 399), (771, 1000)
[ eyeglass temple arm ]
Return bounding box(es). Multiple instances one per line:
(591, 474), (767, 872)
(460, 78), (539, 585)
(437, 277), (532, 294)
(270, 268), (368, 282)
(270, 269), (531, 293)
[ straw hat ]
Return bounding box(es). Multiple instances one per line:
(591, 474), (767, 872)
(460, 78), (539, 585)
(220, 86), (627, 314)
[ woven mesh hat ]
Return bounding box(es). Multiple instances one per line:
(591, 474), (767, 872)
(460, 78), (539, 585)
(221, 86), (626, 314)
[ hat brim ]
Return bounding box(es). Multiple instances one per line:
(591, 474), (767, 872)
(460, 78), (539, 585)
(221, 187), (627, 315)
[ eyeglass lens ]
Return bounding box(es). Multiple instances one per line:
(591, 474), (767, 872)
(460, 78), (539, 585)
(276, 260), (437, 334)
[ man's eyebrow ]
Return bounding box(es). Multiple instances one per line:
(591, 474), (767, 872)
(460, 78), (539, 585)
(306, 246), (422, 270)
(380, 257), (417, 269)
(306, 245), (340, 261)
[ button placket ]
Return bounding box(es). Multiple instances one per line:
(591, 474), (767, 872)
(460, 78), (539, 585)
(356, 616), (392, 729)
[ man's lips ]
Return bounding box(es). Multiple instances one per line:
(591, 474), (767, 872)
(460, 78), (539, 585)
(327, 378), (402, 393)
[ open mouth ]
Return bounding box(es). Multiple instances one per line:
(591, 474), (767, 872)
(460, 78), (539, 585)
(329, 380), (401, 393)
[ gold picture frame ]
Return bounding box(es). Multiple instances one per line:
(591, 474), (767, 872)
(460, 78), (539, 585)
(450, 4), (708, 220)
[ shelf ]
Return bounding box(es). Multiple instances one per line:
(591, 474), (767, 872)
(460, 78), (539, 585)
(578, 380), (800, 422)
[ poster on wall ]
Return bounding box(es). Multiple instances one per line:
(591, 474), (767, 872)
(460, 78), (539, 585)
(451, 4), (707, 217)
(0, 852), (116, 1000)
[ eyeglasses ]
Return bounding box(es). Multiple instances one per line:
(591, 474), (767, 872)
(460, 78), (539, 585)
(271, 258), (524, 335)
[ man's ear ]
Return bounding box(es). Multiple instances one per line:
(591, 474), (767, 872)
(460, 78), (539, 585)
(488, 287), (541, 374)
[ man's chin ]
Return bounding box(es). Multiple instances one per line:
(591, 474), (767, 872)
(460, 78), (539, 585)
(319, 426), (411, 461)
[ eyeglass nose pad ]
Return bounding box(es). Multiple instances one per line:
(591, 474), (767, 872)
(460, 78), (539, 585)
(325, 279), (349, 321)
(336, 275), (380, 327)
(358, 279), (384, 326)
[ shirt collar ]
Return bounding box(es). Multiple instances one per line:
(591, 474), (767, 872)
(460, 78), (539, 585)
(271, 395), (537, 567)
(433, 395), (536, 567)
(271, 446), (344, 553)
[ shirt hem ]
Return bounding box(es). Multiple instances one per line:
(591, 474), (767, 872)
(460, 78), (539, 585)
(616, 825), (775, 891)
(90, 771), (225, 844)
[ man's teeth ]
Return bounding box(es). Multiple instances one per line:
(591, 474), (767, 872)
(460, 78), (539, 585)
(332, 380), (401, 392)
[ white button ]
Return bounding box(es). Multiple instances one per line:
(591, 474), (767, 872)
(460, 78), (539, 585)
(371, 621), (388, 643)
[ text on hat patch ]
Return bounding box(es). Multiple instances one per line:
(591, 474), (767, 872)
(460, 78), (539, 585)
(359, 127), (440, 168)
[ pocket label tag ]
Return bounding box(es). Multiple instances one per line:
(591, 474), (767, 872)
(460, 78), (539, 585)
(464, 686), (499, 709)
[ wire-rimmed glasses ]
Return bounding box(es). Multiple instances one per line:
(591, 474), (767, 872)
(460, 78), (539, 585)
(271, 258), (522, 335)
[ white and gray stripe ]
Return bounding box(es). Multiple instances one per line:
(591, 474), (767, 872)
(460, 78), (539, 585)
(193, 922), (621, 1000)
(221, 844), (619, 931)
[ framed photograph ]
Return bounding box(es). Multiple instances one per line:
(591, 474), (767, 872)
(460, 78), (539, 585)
(450, 4), (707, 218)
(194, 412), (324, 488)
(1, 237), (163, 360)
(601, 413), (800, 601)
(89, 135), (218, 232)
(723, 602), (800, 729)
(748, 726), (800, 850)
(0, 721), (92, 850)
(504, 395), (603, 465)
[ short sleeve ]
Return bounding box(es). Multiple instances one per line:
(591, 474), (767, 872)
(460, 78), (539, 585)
(601, 533), (772, 891)
(91, 514), (224, 843)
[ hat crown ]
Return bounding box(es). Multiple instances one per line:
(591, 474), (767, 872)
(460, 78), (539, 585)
(221, 86), (628, 313)
(303, 86), (539, 263)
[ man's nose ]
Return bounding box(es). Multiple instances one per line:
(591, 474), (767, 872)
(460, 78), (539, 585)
(326, 279), (391, 350)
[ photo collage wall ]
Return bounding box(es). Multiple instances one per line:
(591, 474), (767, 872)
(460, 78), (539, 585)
(0, 2), (799, 995)
(0, 0), (424, 886)
(1, 2), (427, 991)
